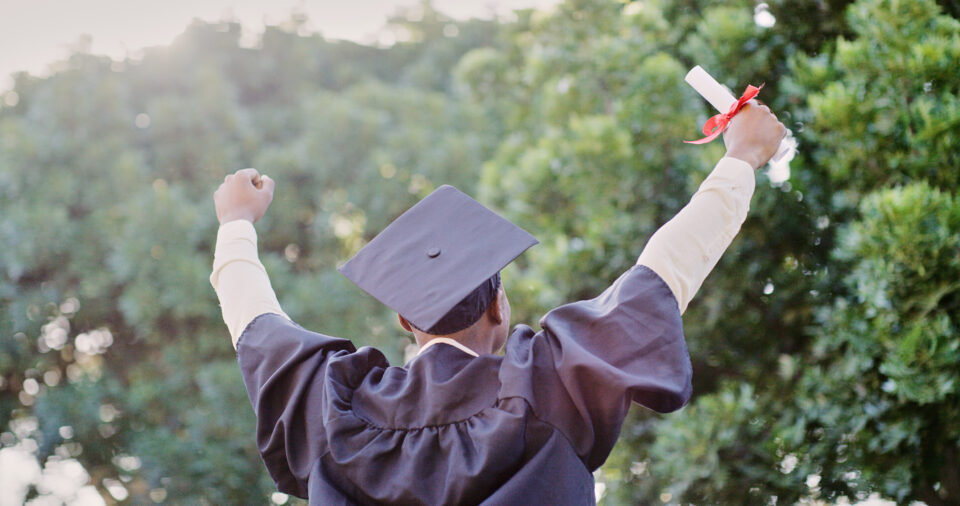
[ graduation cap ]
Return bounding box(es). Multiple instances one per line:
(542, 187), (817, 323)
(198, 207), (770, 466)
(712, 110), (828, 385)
(339, 185), (538, 335)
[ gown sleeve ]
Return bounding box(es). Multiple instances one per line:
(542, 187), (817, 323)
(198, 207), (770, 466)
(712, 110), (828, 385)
(235, 313), (368, 498)
(501, 264), (692, 470)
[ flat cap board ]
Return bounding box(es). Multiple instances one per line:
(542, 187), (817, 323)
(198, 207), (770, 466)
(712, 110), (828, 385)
(338, 185), (538, 331)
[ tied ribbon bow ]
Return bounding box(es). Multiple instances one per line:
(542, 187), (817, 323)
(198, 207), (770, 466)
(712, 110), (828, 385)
(685, 84), (763, 144)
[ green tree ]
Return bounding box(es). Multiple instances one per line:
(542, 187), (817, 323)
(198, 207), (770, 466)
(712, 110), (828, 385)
(464, 0), (959, 504)
(2, 0), (958, 503)
(776, 0), (960, 502)
(1, 10), (501, 503)
(786, 183), (960, 504)
(610, 0), (960, 503)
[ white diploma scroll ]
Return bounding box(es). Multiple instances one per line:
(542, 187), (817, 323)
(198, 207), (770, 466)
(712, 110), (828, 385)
(685, 65), (795, 166)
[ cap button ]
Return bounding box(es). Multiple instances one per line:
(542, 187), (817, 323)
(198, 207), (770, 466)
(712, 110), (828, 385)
(427, 247), (441, 258)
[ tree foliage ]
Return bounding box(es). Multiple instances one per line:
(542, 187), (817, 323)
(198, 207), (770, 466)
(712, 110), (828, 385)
(1, 0), (957, 504)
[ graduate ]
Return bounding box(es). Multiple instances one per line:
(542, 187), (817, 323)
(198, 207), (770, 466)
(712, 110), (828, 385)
(210, 101), (786, 505)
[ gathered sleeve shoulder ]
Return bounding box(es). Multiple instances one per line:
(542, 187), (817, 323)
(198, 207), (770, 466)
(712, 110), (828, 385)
(499, 265), (692, 470)
(236, 313), (386, 498)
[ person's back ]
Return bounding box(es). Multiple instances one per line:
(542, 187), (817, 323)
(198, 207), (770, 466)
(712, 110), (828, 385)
(210, 101), (785, 504)
(241, 314), (596, 505)
(236, 261), (685, 505)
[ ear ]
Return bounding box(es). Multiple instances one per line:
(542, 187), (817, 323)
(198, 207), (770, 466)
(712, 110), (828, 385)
(398, 314), (414, 332)
(486, 289), (503, 325)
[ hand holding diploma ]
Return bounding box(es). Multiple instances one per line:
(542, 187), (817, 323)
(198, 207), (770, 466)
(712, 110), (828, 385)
(685, 65), (795, 172)
(721, 100), (788, 171)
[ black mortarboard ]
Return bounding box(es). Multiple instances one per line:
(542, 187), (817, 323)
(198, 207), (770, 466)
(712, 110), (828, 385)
(338, 185), (538, 333)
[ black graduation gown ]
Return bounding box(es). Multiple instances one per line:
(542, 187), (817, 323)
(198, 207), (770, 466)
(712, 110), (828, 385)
(236, 264), (692, 505)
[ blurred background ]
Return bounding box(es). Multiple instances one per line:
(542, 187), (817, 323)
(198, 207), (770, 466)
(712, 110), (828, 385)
(1, 0), (958, 504)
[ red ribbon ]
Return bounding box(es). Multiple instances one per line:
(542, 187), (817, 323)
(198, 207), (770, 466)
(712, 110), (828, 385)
(685, 84), (763, 144)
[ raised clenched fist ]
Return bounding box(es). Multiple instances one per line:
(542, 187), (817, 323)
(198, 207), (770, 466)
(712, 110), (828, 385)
(213, 168), (276, 224)
(723, 100), (788, 170)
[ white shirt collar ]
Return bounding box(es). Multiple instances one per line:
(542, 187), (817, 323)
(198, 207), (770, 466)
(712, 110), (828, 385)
(416, 337), (480, 358)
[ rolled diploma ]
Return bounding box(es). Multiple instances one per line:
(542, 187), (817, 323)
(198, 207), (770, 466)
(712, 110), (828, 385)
(685, 66), (792, 162)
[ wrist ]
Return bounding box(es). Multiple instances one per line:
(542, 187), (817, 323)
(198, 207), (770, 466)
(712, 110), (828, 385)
(218, 210), (257, 225)
(724, 149), (762, 171)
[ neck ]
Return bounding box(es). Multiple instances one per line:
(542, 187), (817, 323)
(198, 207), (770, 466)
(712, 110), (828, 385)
(415, 328), (494, 356)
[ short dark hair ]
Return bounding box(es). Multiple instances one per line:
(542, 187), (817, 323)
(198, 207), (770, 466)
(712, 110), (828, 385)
(410, 272), (501, 335)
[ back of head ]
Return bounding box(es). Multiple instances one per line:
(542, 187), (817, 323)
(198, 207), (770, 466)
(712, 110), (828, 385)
(410, 272), (500, 335)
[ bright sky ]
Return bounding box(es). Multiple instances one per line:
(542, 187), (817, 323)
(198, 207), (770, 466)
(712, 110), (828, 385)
(0, 0), (559, 91)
